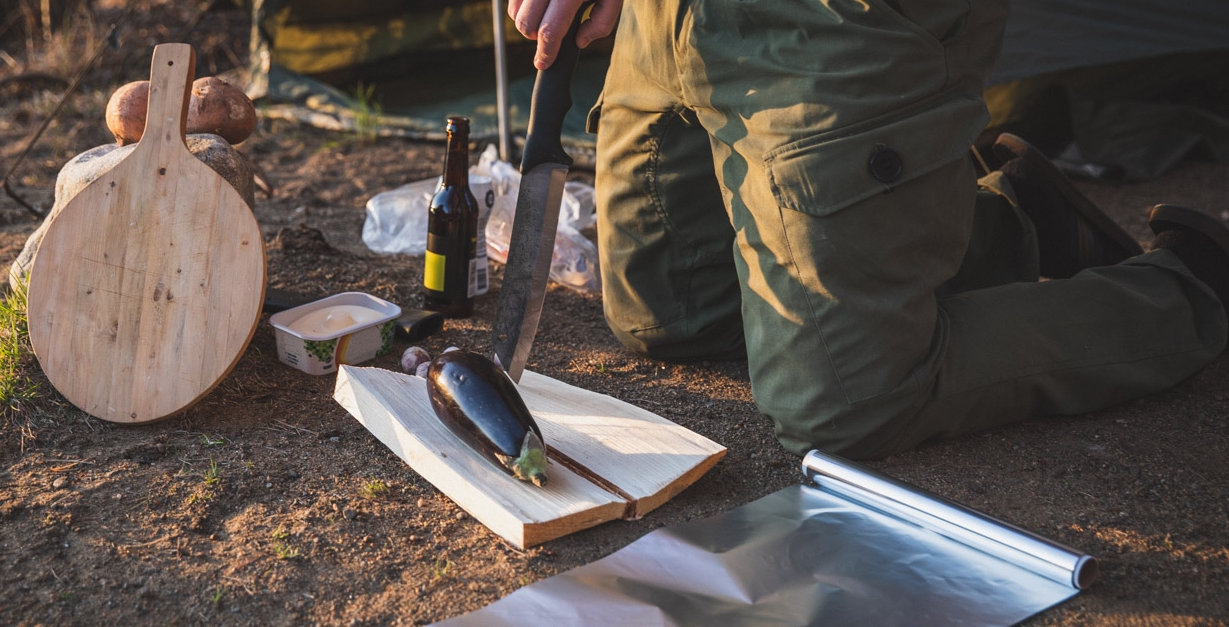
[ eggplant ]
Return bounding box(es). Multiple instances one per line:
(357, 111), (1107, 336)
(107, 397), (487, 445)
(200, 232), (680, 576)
(425, 350), (548, 486)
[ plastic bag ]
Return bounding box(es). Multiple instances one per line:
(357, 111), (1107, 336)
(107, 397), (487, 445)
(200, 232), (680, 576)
(363, 144), (601, 293)
(361, 178), (436, 255)
(473, 145), (600, 292)
(361, 169), (494, 296)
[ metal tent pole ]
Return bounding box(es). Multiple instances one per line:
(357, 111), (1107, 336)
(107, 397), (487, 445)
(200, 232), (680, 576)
(492, 0), (511, 162)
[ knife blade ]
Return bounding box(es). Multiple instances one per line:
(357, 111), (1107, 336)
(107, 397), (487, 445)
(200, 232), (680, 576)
(492, 6), (589, 383)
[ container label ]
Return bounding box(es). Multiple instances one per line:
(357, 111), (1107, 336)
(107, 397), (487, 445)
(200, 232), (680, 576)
(469, 258), (487, 297)
(424, 250), (446, 292)
(474, 218), (490, 296)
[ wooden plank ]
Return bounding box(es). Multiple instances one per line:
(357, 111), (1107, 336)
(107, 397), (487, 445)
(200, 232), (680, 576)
(333, 365), (726, 547)
(515, 370), (726, 518)
(334, 366), (628, 548)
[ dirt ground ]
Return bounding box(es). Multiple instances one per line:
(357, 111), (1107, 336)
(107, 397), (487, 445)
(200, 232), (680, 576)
(1, 3), (1226, 626)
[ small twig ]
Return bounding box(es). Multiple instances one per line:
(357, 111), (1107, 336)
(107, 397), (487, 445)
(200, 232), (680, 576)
(274, 419), (318, 436)
(0, 49), (18, 69)
(48, 459), (95, 471)
(1, 179), (41, 218)
(221, 575), (256, 596)
(116, 534), (173, 551)
(1, 24), (120, 219)
(628, 397), (662, 406)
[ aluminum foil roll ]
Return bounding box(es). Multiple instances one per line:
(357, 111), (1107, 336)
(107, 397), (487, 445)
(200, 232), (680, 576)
(802, 450), (1098, 590)
(437, 450), (1097, 626)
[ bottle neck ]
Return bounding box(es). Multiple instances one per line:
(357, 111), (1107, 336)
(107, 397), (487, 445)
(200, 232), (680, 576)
(442, 121), (470, 188)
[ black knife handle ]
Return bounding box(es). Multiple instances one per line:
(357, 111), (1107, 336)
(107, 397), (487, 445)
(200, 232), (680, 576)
(520, 4), (590, 173)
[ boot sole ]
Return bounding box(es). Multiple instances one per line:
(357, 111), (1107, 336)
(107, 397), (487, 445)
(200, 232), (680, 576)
(993, 133), (1144, 258)
(1148, 204), (1229, 255)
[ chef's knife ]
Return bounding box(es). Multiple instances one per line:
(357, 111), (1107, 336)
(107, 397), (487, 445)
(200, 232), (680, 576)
(492, 5), (589, 383)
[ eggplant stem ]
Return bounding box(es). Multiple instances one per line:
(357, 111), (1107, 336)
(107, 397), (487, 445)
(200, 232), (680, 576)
(509, 430), (548, 487)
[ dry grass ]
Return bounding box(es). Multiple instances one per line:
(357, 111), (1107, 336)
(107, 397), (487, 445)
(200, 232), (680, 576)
(1, 0), (110, 77)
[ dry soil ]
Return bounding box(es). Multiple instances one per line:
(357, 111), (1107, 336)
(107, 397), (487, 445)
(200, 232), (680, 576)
(0, 3), (1226, 626)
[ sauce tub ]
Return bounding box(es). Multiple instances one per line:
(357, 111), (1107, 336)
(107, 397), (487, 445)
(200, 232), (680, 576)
(269, 292), (402, 375)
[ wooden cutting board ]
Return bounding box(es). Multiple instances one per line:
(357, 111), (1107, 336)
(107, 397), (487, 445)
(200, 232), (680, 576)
(25, 43), (266, 424)
(335, 365), (727, 548)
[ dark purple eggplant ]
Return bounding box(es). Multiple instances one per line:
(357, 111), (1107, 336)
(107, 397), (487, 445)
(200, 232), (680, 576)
(425, 350), (548, 486)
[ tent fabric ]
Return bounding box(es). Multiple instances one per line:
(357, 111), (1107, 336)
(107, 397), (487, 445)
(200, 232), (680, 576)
(979, 50), (1229, 180)
(248, 0), (526, 79)
(245, 0), (601, 160)
(246, 0), (1229, 180)
(990, 0), (1229, 86)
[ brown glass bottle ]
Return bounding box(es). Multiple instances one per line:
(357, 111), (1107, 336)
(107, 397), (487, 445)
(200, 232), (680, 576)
(423, 117), (480, 317)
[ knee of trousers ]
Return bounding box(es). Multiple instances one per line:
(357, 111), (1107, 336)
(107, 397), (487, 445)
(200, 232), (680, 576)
(604, 300), (747, 362)
(766, 387), (930, 461)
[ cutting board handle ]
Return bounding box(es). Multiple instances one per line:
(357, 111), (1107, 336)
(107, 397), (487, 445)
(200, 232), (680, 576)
(138, 43), (195, 153)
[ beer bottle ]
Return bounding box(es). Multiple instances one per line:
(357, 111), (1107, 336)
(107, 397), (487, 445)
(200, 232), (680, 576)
(423, 116), (480, 317)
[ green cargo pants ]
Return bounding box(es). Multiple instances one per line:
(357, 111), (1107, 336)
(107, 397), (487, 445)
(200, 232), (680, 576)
(589, 0), (1228, 459)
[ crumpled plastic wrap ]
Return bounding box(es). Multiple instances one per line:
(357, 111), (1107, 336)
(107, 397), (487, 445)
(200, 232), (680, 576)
(362, 145), (600, 293)
(362, 177), (436, 256)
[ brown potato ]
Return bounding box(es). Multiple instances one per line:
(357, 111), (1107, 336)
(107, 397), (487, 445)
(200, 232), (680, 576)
(187, 76), (257, 145)
(103, 76), (258, 146)
(104, 80), (150, 146)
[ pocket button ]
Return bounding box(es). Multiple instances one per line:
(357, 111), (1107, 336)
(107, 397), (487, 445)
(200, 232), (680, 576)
(867, 144), (904, 183)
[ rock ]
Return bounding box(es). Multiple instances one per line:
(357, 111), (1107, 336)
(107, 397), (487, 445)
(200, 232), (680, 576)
(267, 224), (343, 256)
(7, 134), (257, 287)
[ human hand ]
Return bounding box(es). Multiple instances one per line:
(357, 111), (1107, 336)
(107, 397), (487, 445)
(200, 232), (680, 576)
(507, 0), (622, 70)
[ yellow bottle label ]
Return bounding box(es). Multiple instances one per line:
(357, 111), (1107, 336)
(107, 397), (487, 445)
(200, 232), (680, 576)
(424, 250), (446, 292)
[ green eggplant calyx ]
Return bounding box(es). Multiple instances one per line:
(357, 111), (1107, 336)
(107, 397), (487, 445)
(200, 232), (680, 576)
(509, 430), (548, 487)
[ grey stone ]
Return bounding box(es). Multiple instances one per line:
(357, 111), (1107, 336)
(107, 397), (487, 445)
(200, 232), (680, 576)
(8, 134), (256, 286)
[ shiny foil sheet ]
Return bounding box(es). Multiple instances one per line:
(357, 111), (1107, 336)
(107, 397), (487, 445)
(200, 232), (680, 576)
(436, 450), (1097, 626)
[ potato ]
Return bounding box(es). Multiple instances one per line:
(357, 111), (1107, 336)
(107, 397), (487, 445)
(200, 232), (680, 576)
(187, 76), (257, 145)
(104, 80), (150, 146)
(103, 76), (258, 146)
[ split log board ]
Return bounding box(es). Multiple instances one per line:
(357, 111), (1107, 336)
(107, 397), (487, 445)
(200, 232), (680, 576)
(334, 365), (727, 548)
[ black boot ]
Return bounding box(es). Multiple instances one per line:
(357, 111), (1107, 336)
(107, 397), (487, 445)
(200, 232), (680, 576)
(1149, 204), (1229, 312)
(993, 133), (1143, 278)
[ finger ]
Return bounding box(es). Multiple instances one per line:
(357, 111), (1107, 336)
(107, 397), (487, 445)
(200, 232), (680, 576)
(508, 0), (549, 40)
(533, 0), (586, 69)
(576, 0), (621, 48)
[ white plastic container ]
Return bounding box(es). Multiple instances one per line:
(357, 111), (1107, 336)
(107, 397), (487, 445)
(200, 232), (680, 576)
(270, 292), (402, 375)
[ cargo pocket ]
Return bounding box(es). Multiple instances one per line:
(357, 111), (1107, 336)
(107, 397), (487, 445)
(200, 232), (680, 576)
(761, 97), (987, 405)
(765, 96), (986, 218)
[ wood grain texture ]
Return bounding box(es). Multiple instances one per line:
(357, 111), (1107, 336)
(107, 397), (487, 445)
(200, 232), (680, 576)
(334, 365), (726, 548)
(25, 43), (265, 424)
(514, 369), (727, 518)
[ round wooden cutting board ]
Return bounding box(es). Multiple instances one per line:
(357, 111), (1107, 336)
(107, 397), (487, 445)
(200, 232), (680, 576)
(25, 43), (266, 424)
